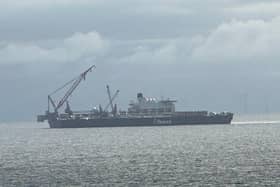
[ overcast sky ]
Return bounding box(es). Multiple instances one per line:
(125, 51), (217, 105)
(1, 0), (280, 121)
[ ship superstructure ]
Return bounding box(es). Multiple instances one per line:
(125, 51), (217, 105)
(128, 93), (176, 116)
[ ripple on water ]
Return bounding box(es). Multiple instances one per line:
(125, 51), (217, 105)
(1, 123), (280, 186)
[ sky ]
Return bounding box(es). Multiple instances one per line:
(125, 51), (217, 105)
(1, 0), (280, 121)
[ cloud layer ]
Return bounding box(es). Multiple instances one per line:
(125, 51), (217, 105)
(0, 32), (107, 64)
(1, 16), (280, 65)
(192, 16), (280, 63)
(118, 16), (280, 64)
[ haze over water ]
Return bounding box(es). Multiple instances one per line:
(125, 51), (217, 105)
(1, 0), (280, 186)
(1, 119), (280, 186)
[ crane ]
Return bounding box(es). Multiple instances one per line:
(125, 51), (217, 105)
(48, 65), (95, 113)
(104, 85), (120, 113)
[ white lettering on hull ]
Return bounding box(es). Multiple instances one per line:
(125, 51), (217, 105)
(153, 119), (172, 125)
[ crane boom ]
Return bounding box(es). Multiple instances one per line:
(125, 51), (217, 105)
(105, 89), (120, 111)
(48, 65), (95, 112)
(48, 95), (56, 111)
(106, 85), (114, 111)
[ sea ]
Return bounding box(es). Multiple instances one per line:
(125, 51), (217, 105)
(1, 117), (280, 186)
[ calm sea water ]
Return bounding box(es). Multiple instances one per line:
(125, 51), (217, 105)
(1, 122), (280, 186)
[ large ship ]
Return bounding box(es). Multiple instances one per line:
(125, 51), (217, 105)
(37, 66), (233, 128)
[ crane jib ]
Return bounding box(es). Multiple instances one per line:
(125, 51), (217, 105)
(48, 65), (95, 112)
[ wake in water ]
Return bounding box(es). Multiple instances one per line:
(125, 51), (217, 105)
(232, 113), (280, 125)
(232, 120), (280, 125)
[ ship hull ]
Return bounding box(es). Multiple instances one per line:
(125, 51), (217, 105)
(48, 114), (233, 128)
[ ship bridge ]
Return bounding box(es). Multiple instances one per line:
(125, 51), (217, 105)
(128, 93), (176, 115)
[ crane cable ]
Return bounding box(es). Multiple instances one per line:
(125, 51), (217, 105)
(49, 75), (80, 96)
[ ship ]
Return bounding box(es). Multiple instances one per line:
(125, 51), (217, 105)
(37, 66), (233, 128)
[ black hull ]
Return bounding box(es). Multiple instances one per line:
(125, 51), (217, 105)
(48, 114), (233, 128)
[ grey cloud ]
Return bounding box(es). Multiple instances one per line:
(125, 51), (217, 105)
(3, 15), (280, 67)
(191, 17), (280, 63)
(0, 31), (108, 64)
(0, 0), (226, 41)
(115, 16), (280, 65)
(225, 1), (280, 19)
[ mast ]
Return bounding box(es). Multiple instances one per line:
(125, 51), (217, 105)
(105, 85), (120, 115)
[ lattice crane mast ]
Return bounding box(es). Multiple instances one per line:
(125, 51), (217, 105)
(105, 85), (120, 113)
(48, 65), (95, 113)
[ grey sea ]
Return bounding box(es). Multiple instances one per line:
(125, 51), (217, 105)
(1, 120), (280, 186)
